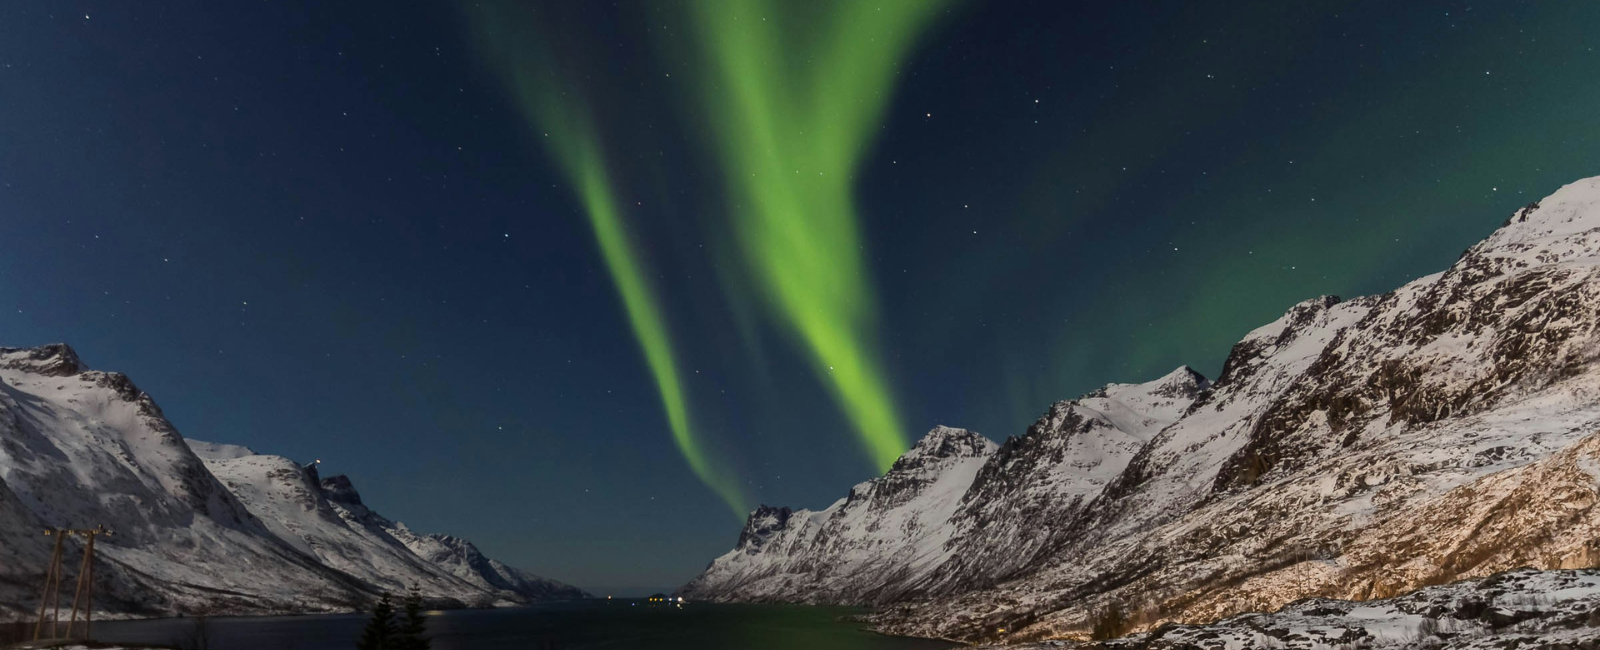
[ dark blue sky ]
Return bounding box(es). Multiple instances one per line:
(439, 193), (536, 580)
(2, 1), (1597, 593)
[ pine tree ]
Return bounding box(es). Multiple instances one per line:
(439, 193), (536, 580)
(356, 592), (396, 650)
(396, 584), (431, 650)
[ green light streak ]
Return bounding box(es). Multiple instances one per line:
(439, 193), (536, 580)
(683, 0), (952, 470)
(470, 6), (748, 516)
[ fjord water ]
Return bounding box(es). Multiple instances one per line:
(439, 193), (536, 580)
(87, 602), (959, 650)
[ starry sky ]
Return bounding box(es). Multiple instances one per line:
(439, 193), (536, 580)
(2, 1), (1598, 594)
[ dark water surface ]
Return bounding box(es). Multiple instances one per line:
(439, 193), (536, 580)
(87, 601), (961, 650)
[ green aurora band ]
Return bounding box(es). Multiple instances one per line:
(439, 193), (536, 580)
(470, 6), (748, 516)
(681, 0), (953, 471)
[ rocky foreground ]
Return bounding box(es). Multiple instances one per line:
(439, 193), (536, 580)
(991, 568), (1600, 649)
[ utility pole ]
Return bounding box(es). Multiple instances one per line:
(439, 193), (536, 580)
(33, 526), (112, 642)
(32, 531), (65, 641)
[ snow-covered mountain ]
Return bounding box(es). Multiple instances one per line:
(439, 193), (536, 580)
(680, 368), (1206, 604)
(684, 176), (1600, 645)
(0, 345), (583, 620)
(680, 425), (997, 604)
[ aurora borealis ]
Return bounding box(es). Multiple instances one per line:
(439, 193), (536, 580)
(471, 3), (748, 516)
(473, 0), (957, 507)
(678, 0), (953, 473)
(5, 0), (1600, 593)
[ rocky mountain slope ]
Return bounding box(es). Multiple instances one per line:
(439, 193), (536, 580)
(0, 344), (583, 620)
(684, 176), (1600, 645)
(1002, 568), (1600, 650)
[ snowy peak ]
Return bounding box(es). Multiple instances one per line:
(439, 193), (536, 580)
(891, 426), (995, 471)
(852, 426), (996, 511)
(1083, 365), (1211, 434)
(1437, 176), (1600, 299)
(735, 505), (794, 553)
(0, 343), (86, 377)
(1093, 365), (1209, 400)
(1479, 176), (1600, 255)
(1028, 365), (1209, 449)
(1146, 365), (1210, 399)
(320, 474), (364, 506)
(0, 346), (261, 540)
(1211, 295), (1345, 391)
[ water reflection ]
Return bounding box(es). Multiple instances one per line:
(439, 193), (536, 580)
(85, 601), (959, 650)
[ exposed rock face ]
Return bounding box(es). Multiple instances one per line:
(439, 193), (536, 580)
(685, 176), (1600, 645)
(735, 505), (795, 554)
(1014, 568), (1600, 650)
(0, 344), (583, 620)
(0, 344), (86, 377)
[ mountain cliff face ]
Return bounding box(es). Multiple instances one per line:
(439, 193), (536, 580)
(684, 176), (1600, 644)
(0, 346), (583, 620)
(680, 368), (1207, 604)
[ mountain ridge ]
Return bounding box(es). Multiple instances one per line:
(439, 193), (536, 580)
(0, 344), (584, 620)
(683, 175), (1600, 644)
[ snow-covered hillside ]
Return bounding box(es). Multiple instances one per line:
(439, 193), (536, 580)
(188, 441), (583, 605)
(680, 426), (997, 603)
(680, 368), (1207, 603)
(685, 176), (1600, 645)
(0, 345), (583, 620)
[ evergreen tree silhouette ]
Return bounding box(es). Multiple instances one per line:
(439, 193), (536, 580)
(396, 584), (431, 650)
(356, 592), (396, 650)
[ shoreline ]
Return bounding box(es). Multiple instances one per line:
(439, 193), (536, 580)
(1, 597), (600, 627)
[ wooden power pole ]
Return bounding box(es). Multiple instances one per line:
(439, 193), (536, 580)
(33, 526), (112, 642)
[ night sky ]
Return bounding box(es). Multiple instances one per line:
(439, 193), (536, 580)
(3, 1), (1598, 594)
